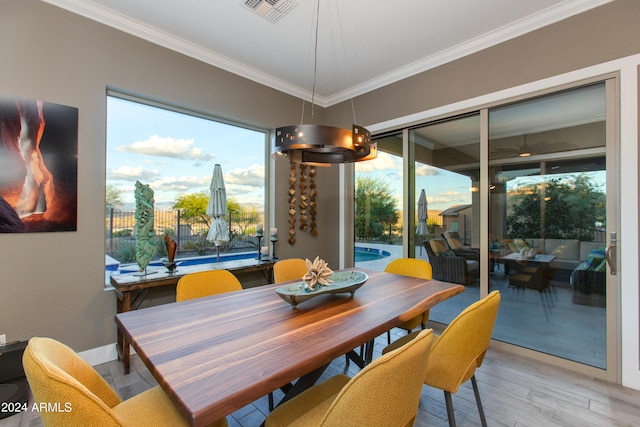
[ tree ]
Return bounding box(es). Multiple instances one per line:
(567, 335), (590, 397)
(506, 174), (605, 240)
(106, 184), (123, 214)
(174, 193), (211, 227)
(226, 197), (260, 234)
(355, 176), (399, 240)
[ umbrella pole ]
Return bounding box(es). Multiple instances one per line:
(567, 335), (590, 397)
(216, 245), (220, 263)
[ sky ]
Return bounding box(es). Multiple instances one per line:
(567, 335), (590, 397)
(355, 151), (472, 212)
(106, 97), (266, 209)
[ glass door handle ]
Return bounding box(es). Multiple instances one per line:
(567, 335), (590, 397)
(606, 232), (617, 275)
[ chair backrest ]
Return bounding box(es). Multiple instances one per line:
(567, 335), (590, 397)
(384, 258), (432, 280)
(443, 230), (465, 249)
(428, 238), (456, 257)
(425, 291), (501, 393)
(23, 337), (125, 426)
(273, 258), (308, 283)
(320, 329), (434, 427)
(176, 270), (242, 302)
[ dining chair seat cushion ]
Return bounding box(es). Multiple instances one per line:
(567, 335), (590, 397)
(265, 375), (350, 426)
(114, 385), (227, 427)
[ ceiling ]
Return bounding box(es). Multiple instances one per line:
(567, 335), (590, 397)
(44, 0), (613, 107)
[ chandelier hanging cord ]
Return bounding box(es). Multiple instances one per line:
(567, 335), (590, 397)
(333, 0), (358, 125)
(272, 0), (375, 164)
(310, 0), (320, 123)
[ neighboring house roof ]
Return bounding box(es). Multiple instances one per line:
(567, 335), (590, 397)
(440, 204), (472, 217)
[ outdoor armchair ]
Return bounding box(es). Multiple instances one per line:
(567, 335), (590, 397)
(424, 238), (479, 285)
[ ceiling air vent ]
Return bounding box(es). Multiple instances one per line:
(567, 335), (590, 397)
(241, 0), (298, 23)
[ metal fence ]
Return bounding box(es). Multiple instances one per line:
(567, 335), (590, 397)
(105, 209), (264, 262)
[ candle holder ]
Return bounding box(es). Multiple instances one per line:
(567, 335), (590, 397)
(255, 233), (264, 261)
(270, 235), (278, 260)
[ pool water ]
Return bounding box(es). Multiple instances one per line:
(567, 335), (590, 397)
(115, 251), (256, 274)
(354, 247), (391, 262)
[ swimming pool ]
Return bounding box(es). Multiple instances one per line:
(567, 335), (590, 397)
(110, 247), (390, 274)
(114, 251), (256, 274)
(354, 246), (391, 262)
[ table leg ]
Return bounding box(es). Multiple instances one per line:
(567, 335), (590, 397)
(115, 290), (131, 375)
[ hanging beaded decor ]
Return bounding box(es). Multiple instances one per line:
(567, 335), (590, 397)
(299, 164), (308, 232)
(288, 161), (297, 245)
(287, 161), (319, 245)
(309, 166), (317, 236)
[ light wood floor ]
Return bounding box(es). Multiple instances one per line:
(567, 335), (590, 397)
(5, 328), (640, 427)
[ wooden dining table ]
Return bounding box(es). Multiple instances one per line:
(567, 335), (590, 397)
(115, 267), (464, 427)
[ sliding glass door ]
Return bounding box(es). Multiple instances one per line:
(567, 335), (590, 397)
(410, 114), (481, 324)
(355, 78), (618, 374)
(488, 82), (609, 368)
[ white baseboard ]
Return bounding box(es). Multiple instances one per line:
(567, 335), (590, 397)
(78, 343), (136, 366)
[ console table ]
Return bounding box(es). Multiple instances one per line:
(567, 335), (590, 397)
(110, 258), (274, 374)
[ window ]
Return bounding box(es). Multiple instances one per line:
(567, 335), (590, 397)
(105, 93), (267, 283)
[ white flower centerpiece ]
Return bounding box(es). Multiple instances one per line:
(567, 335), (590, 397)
(302, 256), (334, 291)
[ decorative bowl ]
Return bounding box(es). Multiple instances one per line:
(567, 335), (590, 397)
(275, 271), (368, 308)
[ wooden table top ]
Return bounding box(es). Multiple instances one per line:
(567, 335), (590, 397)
(110, 258), (274, 292)
(115, 268), (464, 427)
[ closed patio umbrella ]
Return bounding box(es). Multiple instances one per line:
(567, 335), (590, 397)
(416, 189), (428, 236)
(416, 189), (428, 254)
(206, 164), (229, 262)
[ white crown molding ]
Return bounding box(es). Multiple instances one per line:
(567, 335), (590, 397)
(325, 0), (615, 106)
(43, 0), (614, 107)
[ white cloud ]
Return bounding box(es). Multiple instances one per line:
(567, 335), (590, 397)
(117, 135), (216, 161)
(416, 164), (441, 177)
(225, 164), (265, 187)
(354, 151), (400, 172)
(109, 165), (160, 181)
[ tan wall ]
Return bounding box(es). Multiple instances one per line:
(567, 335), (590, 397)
(0, 0), (326, 352)
(2, 0), (640, 355)
(326, 0), (640, 128)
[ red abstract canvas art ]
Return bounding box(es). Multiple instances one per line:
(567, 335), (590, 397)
(0, 96), (78, 232)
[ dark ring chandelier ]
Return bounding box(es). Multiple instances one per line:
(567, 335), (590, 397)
(274, 124), (376, 164)
(272, 0), (377, 165)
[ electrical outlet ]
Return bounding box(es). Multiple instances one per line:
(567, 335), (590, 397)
(0, 334), (6, 346)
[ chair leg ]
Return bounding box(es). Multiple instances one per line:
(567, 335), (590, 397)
(471, 375), (488, 427)
(387, 330), (392, 345)
(268, 392), (274, 411)
(444, 391), (457, 427)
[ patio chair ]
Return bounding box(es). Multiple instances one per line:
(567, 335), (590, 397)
(443, 230), (480, 259)
(424, 238), (479, 285)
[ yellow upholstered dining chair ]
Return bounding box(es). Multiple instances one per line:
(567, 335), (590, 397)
(273, 258), (308, 283)
(22, 337), (227, 427)
(265, 329), (434, 427)
(384, 258), (433, 344)
(383, 290), (501, 427)
(176, 269), (242, 302)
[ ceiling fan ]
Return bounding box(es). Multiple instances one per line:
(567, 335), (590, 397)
(490, 135), (576, 160)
